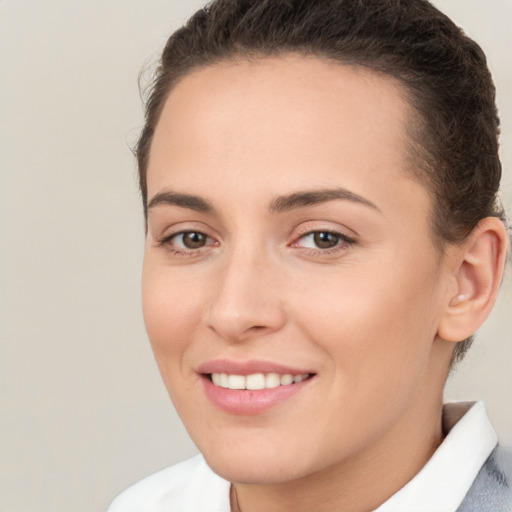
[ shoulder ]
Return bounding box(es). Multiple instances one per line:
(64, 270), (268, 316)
(457, 445), (512, 512)
(478, 444), (512, 494)
(107, 454), (231, 512)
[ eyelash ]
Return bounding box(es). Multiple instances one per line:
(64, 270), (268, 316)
(156, 231), (217, 257)
(156, 228), (356, 257)
(291, 229), (356, 255)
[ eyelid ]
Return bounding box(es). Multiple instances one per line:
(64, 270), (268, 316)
(158, 229), (215, 243)
(291, 221), (357, 242)
(153, 220), (216, 241)
(162, 231), (215, 247)
(292, 230), (355, 246)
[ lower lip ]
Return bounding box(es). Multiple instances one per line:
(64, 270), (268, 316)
(202, 376), (313, 415)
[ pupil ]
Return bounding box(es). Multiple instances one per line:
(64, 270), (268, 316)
(183, 232), (206, 249)
(314, 232), (339, 249)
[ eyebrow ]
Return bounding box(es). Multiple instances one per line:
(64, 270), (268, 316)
(146, 187), (380, 216)
(269, 188), (381, 213)
(147, 190), (214, 213)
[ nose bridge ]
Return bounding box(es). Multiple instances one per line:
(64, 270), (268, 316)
(205, 240), (285, 342)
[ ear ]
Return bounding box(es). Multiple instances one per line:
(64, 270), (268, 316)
(437, 217), (509, 342)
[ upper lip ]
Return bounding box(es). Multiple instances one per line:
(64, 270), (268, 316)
(197, 359), (314, 376)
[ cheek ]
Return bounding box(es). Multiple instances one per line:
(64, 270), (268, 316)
(292, 252), (441, 390)
(282, 259), (442, 460)
(141, 262), (204, 384)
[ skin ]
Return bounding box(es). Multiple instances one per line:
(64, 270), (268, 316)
(142, 56), (483, 511)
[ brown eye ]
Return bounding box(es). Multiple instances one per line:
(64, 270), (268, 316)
(158, 229), (216, 255)
(180, 231), (207, 249)
(313, 232), (341, 249)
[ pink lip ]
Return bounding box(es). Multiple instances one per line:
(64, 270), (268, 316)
(201, 376), (313, 415)
(197, 359), (315, 415)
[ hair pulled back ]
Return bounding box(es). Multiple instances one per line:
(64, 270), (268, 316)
(137, 0), (507, 363)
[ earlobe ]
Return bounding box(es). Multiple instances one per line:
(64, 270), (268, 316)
(437, 217), (509, 343)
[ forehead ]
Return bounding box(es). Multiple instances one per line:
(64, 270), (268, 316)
(148, 55), (430, 227)
(152, 56), (411, 164)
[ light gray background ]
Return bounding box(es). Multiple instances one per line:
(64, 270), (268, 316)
(1, 1), (511, 511)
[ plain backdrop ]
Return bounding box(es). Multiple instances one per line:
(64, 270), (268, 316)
(1, 1), (511, 511)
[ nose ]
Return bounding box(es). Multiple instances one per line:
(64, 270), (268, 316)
(204, 247), (286, 343)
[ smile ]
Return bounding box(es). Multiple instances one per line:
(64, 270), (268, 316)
(210, 372), (311, 390)
(199, 361), (316, 414)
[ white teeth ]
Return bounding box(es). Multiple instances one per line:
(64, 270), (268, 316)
(210, 372), (310, 390)
(280, 374), (294, 385)
(246, 373), (265, 390)
(219, 373), (229, 388)
(265, 373), (281, 388)
(227, 374), (246, 390)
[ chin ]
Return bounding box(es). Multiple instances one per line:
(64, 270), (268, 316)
(198, 440), (320, 485)
(206, 456), (306, 485)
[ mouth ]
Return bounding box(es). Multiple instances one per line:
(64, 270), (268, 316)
(199, 364), (316, 414)
(207, 372), (314, 390)
(197, 360), (316, 414)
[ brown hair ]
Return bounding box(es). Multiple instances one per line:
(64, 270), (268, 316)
(137, 0), (507, 363)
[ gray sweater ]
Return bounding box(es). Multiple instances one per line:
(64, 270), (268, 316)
(457, 445), (512, 511)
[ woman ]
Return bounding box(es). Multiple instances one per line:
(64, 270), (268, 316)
(109, 0), (510, 510)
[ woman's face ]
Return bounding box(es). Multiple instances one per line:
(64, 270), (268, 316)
(142, 56), (453, 484)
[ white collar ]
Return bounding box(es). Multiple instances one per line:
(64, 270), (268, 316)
(374, 401), (497, 512)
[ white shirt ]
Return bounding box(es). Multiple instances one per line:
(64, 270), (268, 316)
(107, 401), (497, 512)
